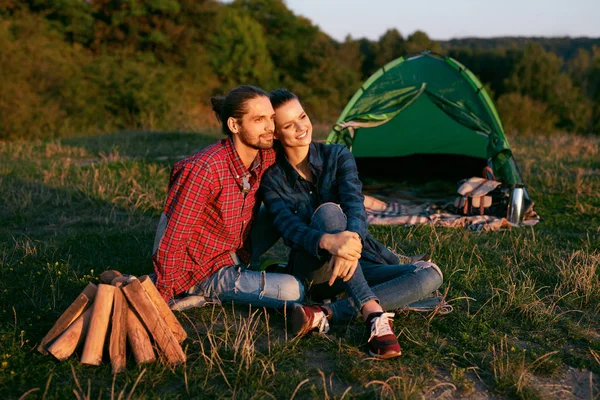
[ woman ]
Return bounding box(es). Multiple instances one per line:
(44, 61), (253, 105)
(261, 89), (445, 359)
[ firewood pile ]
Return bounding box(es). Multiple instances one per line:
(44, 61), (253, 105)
(37, 271), (187, 373)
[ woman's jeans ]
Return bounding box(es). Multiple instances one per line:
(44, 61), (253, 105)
(290, 203), (444, 321)
(186, 205), (303, 309)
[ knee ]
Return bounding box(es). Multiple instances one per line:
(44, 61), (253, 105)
(311, 203), (347, 232)
(413, 261), (444, 291)
(276, 275), (305, 302)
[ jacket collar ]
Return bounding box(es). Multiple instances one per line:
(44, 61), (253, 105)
(278, 142), (323, 189)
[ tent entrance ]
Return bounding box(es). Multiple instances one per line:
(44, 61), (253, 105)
(351, 93), (489, 183)
(356, 153), (487, 184)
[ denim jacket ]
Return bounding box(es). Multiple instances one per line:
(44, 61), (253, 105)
(261, 142), (399, 265)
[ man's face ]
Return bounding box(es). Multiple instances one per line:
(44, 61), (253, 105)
(233, 96), (275, 150)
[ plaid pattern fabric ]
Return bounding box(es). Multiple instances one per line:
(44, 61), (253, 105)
(365, 198), (540, 231)
(153, 137), (276, 301)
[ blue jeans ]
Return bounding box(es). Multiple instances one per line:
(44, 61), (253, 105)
(187, 205), (303, 309)
(290, 203), (444, 321)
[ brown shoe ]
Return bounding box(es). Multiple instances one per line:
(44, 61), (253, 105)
(365, 312), (402, 359)
(292, 304), (330, 336)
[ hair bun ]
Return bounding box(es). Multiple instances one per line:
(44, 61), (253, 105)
(210, 96), (226, 122)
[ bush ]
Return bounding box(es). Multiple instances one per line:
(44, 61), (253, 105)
(496, 93), (558, 136)
(0, 13), (91, 139)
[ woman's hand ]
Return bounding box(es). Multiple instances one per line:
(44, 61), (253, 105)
(328, 256), (358, 286)
(319, 231), (362, 260)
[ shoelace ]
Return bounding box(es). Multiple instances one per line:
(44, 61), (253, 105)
(368, 312), (395, 342)
(316, 311), (330, 334)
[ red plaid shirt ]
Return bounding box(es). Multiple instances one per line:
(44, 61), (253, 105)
(153, 137), (276, 300)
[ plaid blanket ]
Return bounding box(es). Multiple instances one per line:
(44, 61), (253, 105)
(366, 198), (540, 231)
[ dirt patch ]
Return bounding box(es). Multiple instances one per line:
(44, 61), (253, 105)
(528, 367), (598, 399)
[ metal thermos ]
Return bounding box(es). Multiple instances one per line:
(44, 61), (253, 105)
(507, 185), (525, 224)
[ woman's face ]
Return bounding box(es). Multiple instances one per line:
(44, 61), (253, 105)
(273, 99), (312, 148)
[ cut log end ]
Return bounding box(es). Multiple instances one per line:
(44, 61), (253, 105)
(100, 270), (123, 284)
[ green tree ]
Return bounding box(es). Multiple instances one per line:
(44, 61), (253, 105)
(375, 28), (405, 67)
(207, 7), (275, 90)
(496, 93), (557, 136)
(357, 37), (378, 79)
(17, 0), (95, 45)
(568, 47), (600, 133)
(448, 47), (521, 97)
(505, 44), (592, 133)
(232, 0), (320, 86)
(232, 0), (362, 121)
(301, 34), (363, 119)
(405, 30), (440, 54)
(0, 12), (94, 138)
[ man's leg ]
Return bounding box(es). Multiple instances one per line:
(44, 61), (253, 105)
(190, 265), (304, 309)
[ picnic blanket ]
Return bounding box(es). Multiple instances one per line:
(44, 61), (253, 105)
(365, 198), (540, 231)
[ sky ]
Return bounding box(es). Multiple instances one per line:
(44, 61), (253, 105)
(283, 0), (600, 41)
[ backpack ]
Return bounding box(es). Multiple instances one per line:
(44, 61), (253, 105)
(454, 167), (512, 217)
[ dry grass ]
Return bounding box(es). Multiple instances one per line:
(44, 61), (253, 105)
(0, 132), (599, 399)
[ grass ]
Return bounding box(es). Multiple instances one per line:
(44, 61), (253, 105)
(0, 130), (599, 399)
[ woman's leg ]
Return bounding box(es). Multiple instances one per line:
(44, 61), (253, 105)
(328, 261), (444, 321)
(294, 203), (380, 315)
(291, 203), (402, 359)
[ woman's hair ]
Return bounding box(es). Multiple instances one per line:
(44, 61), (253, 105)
(210, 85), (268, 136)
(269, 89), (299, 110)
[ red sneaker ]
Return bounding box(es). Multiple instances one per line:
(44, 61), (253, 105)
(292, 304), (330, 336)
(366, 312), (402, 359)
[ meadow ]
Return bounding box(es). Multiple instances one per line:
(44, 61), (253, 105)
(0, 131), (598, 399)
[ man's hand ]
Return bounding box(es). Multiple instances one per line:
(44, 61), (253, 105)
(319, 231), (362, 260)
(328, 256), (358, 286)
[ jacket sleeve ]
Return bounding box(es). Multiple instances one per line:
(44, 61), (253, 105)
(152, 162), (212, 301)
(335, 146), (368, 240)
(261, 170), (326, 258)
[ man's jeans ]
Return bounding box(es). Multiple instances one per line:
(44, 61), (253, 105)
(290, 203), (444, 321)
(187, 205), (303, 309)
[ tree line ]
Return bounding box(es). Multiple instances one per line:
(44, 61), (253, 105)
(1, 0), (599, 140)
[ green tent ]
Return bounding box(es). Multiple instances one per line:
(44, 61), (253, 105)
(327, 51), (522, 186)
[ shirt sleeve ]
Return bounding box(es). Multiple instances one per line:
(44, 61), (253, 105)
(152, 162), (213, 301)
(335, 146), (368, 240)
(262, 170), (326, 258)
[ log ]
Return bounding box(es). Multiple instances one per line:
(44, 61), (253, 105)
(38, 283), (98, 354)
(109, 284), (128, 374)
(81, 284), (115, 366)
(122, 280), (186, 364)
(46, 307), (93, 361)
(126, 308), (155, 364)
(138, 275), (187, 343)
(100, 270), (123, 284)
(111, 276), (131, 286)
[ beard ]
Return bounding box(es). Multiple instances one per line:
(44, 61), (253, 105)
(237, 126), (274, 150)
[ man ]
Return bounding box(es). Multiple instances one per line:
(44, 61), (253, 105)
(152, 85), (304, 307)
